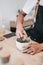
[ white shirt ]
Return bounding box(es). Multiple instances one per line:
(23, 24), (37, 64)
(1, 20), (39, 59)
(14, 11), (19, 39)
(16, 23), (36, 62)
(22, 0), (43, 14)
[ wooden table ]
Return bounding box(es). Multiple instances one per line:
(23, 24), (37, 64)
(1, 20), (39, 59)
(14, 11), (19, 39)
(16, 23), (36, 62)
(0, 29), (43, 65)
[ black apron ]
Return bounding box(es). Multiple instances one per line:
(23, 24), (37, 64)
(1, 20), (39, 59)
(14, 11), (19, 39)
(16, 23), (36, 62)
(26, 5), (43, 43)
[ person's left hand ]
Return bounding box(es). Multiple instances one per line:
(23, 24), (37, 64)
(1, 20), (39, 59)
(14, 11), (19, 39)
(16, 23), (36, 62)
(22, 41), (42, 55)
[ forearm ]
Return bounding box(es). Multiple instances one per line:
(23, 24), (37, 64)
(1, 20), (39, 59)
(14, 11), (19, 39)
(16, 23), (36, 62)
(17, 13), (24, 24)
(16, 11), (26, 28)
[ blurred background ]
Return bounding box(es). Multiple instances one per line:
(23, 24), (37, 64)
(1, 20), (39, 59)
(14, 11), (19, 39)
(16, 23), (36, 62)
(0, 0), (34, 30)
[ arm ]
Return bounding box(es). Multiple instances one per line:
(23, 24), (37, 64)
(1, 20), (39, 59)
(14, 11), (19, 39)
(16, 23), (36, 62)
(16, 0), (37, 29)
(16, 0), (37, 39)
(17, 11), (26, 24)
(16, 11), (27, 40)
(16, 11), (26, 28)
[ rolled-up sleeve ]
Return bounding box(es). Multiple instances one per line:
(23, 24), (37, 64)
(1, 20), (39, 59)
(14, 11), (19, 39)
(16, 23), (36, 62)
(22, 0), (37, 14)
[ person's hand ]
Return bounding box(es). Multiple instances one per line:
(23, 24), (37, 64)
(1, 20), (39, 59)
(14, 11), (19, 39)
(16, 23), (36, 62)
(16, 23), (27, 41)
(22, 41), (42, 55)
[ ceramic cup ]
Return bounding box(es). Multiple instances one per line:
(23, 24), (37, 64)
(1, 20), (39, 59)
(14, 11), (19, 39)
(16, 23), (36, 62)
(0, 53), (10, 65)
(16, 37), (31, 51)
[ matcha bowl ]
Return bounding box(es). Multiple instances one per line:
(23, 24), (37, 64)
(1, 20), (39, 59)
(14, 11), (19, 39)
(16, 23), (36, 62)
(16, 37), (31, 51)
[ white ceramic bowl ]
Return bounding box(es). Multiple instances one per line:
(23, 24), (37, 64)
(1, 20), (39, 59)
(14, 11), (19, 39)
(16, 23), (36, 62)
(16, 37), (31, 51)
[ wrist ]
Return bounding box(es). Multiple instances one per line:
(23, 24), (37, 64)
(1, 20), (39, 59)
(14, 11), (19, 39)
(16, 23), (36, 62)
(17, 21), (23, 24)
(16, 22), (23, 29)
(40, 44), (43, 51)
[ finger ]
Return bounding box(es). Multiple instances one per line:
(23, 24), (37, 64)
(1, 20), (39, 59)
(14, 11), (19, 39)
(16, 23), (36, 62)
(19, 32), (23, 38)
(16, 33), (20, 38)
(23, 30), (27, 38)
(22, 31), (27, 40)
(30, 51), (36, 55)
(22, 49), (29, 53)
(16, 31), (23, 38)
(22, 35), (26, 40)
(21, 34), (26, 41)
(30, 49), (41, 55)
(29, 47), (36, 55)
(27, 50), (33, 54)
(23, 44), (31, 49)
(27, 48), (33, 54)
(16, 31), (20, 38)
(24, 30), (27, 35)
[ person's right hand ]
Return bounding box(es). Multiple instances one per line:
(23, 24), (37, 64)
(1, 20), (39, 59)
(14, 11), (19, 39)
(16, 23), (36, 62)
(16, 23), (27, 41)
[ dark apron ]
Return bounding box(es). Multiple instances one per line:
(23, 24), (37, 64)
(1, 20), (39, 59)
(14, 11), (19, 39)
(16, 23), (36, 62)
(26, 5), (43, 43)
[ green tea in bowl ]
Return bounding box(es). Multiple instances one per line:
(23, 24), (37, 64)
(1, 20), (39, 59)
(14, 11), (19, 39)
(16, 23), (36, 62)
(16, 37), (31, 51)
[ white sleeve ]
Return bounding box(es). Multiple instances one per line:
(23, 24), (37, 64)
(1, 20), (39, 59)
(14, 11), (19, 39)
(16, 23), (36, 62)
(22, 0), (37, 14)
